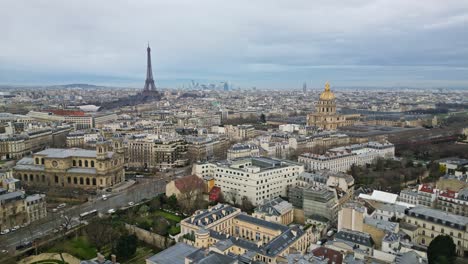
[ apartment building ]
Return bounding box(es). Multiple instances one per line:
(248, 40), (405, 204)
(298, 141), (395, 172)
(126, 134), (188, 170)
(180, 204), (313, 263)
(404, 206), (468, 256)
(192, 157), (303, 205)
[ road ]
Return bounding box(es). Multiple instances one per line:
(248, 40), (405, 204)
(0, 176), (167, 253)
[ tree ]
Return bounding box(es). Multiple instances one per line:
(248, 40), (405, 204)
(427, 235), (456, 264)
(153, 216), (170, 236)
(175, 175), (206, 214)
(113, 234), (137, 260)
(138, 205), (149, 216)
(149, 197), (162, 212)
(240, 196), (255, 214)
(229, 190), (239, 205)
(167, 195), (178, 210)
(86, 218), (114, 252)
(260, 113), (266, 124)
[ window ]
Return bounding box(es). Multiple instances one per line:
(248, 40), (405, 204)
(73, 160), (76, 166)
(54, 175), (59, 183)
(80, 178), (84, 185)
(74, 177), (77, 184)
(92, 178), (96, 185)
(86, 178), (90, 185)
(35, 158), (39, 164)
(91, 161), (95, 167)
(67, 177), (71, 184)
(79, 160), (82, 166)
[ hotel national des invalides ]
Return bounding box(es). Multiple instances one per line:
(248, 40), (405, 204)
(307, 82), (359, 130)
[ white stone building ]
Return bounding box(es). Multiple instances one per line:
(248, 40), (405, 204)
(192, 157), (303, 205)
(298, 141), (395, 172)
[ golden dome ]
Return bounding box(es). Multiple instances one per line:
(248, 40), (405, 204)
(319, 81), (336, 101)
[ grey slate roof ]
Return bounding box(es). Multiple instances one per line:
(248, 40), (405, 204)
(146, 243), (198, 264)
(407, 206), (468, 227)
(254, 197), (292, 216)
(0, 191), (25, 203)
(36, 148), (98, 158)
(335, 229), (374, 247)
(235, 213), (289, 232)
(185, 204), (238, 227)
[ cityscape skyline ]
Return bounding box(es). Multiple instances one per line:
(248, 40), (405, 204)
(1, 0), (468, 89)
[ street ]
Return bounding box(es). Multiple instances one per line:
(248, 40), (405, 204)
(0, 176), (167, 253)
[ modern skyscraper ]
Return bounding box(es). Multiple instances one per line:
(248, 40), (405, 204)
(143, 44), (157, 93)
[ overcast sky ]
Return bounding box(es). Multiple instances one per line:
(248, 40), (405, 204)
(1, 0), (468, 89)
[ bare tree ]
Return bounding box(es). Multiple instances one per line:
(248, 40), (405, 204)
(176, 175), (206, 214)
(229, 190), (239, 205)
(85, 218), (114, 252)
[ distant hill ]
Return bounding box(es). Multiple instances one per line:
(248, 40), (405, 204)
(51, 83), (105, 89)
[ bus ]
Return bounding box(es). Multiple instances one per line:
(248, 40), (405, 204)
(79, 209), (98, 220)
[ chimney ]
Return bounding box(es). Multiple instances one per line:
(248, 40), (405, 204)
(97, 253), (105, 263)
(111, 254), (117, 264)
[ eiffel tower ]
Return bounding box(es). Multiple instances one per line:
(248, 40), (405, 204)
(143, 44), (157, 93)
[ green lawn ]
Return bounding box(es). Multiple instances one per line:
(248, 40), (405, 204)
(168, 225), (180, 236)
(47, 236), (96, 260)
(154, 210), (182, 222)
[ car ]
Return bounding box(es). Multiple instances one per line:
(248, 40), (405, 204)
(20, 224), (28, 228)
(11, 226), (18, 232)
(0, 229), (10, 235)
(327, 230), (335, 237)
(135, 175), (144, 178)
(102, 194), (108, 201)
(1, 249), (7, 254)
(128, 202), (135, 206)
(107, 208), (116, 214)
(52, 229), (59, 233)
(57, 203), (67, 209)
(52, 208), (58, 213)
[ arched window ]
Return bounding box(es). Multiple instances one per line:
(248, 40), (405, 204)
(92, 178), (96, 185)
(35, 175), (39, 182)
(35, 158), (39, 164)
(74, 177), (78, 184)
(30, 174), (33, 181)
(85, 160), (89, 167)
(42, 175), (45, 182)
(86, 178), (90, 185)
(41, 158), (45, 165)
(91, 161), (95, 167)
(80, 178), (84, 185)
(54, 175), (59, 183)
(67, 177), (71, 184)
(73, 160), (76, 166)
(79, 160), (82, 166)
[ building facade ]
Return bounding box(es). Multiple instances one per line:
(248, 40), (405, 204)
(180, 204), (314, 264)
(13, 139), (125, 190)
(192, 157), (303, 205)
(299, 141), (395, 172)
